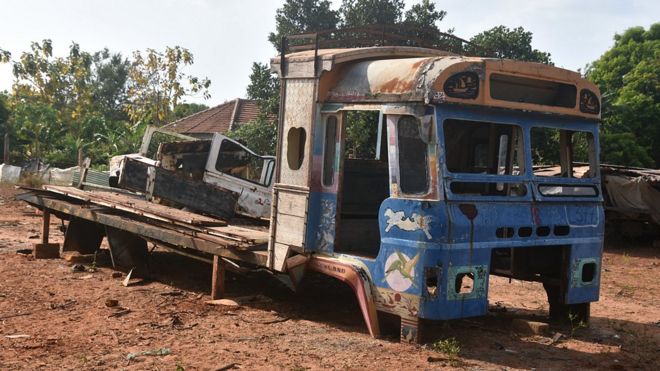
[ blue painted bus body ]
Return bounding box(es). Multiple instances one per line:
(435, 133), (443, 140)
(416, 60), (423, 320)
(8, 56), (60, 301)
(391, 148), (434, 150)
(306, 104), (603, 322)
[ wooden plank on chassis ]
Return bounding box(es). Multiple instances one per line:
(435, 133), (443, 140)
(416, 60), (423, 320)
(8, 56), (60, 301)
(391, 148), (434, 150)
(18, 193), (268, 267)
(43, 185), (226, 226)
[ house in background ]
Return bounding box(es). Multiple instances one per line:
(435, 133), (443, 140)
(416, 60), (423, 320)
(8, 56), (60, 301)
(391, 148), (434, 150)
(163, 98), (267, 139)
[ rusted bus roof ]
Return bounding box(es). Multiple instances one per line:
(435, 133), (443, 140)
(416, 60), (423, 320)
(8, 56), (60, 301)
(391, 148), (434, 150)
(164, 99), (271, 135)
(319, 56), (476, 102)
(273, 47), (601, 119)
(271, 46), (454, 78)
(321, 55), (601, 119)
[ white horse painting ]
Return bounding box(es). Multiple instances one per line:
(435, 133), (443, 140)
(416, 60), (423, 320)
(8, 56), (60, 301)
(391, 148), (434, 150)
(384, 209), (432, 240)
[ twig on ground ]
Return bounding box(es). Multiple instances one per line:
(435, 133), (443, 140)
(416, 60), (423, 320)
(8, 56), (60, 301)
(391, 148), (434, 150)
(108, 308), (131, 318)
(216, 363), (238, 371)
(0, 312), (32, 320)
(238, 315), (290, 325)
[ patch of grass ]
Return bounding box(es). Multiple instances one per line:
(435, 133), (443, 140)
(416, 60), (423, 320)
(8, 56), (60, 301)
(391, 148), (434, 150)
(430, 337), (461, 357)
(622, 252), (631, 264)
(568, 313), (588, 337)
(429, 337), (462, 367)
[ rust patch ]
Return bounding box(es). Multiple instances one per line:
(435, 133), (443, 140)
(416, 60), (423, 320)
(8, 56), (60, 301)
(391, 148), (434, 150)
(411, 59), (425, 69)
(378, 78), (414, 93)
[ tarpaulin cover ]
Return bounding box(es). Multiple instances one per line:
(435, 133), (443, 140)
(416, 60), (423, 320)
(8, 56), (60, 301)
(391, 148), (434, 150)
(602, 167), (660, 224)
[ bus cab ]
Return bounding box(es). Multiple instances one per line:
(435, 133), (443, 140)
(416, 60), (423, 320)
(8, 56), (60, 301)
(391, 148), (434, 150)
(268, 46), (603, 342)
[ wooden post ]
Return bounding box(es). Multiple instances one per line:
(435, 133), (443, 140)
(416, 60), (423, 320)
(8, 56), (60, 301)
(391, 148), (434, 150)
(41, 210), (50, 244)
(211, 255), (225, 300)
(77, 147), (83, 168)
(3, 133), (8, 164)
(77, 157), (91, 189)
(33, 209), (59, 259)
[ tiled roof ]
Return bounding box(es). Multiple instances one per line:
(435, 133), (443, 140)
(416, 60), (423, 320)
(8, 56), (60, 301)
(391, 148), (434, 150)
(164, 98), (270, 134)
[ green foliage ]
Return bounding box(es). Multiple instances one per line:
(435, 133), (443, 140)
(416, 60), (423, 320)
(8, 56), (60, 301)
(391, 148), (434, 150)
(268, 0), (340, 51)
(568, 313), (588, 337)
(340, 0), (405, 27)
(402, 0), (461, 52)
(586, 23), (659, 167)
(92, 50), (130, 122)
(0, 48), (10, 63)
(246, 62), (280, 116)
(4, 40), (134, 167)
(430, 337), (461, 357)
(228, 118), (278, 155)
(0, 41), (210, 168)
(125, 46), (211, 126)
(0, 93), (9, 160)
(404, 0), (446, 29)
(172, 103), (209, 120)
(345, 111), (379, 159)
(467, 26), (552, 64)
(531, 127), (560, 166)
(9, 100), (59, 162)
(264, 0), (458, 157)
(600, 132), (654, 167)
(239, 62), (280, 155)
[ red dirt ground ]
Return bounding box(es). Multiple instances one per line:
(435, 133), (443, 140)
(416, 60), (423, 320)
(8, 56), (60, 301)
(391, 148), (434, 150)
(0, 184), (658, 370)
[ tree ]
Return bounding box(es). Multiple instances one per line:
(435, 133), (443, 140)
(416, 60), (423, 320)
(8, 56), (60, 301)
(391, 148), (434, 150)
(234, 62), (281, 155)
(600, 132), (654, 168)
(402, 0), (460, 51)
(467, 26), (552, 64)
(0, 48), (10, 63)
(340, 0), (405, 27)
(404, 0), (446, 29)
(345, 111), (379, 159)
(268, 0), (340, 51)
(246, 62), (280, 117)
(9, 101), (60, 162)
(93, 50), (130, 122)
(0, 93), (10, 161)
(125, 46), (211, 127)
(172, 103), (209, 120)
(586, 23), (659, 167)
(7, 40), (99, 166)
(228, 119), (278, 155)
(1, 41), (213, 167)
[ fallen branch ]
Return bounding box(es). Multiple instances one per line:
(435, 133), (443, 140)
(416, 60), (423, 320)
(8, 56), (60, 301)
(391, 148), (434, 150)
(0, 312), (32, 320)
(108, 308), (131, 318)
(238, 316), (290, 325)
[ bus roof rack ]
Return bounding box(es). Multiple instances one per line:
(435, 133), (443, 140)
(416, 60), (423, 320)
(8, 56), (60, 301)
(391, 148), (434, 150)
(280, 24), (494, 57)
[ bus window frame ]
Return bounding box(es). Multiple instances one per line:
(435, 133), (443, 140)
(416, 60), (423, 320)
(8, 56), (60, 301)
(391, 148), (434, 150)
(436, 105), (602, 202)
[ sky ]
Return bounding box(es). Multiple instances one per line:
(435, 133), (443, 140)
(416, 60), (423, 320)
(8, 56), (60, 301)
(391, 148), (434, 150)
(0, 0), (658, 106)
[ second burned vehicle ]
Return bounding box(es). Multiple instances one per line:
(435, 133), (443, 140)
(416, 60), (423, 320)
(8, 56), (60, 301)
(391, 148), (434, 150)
(109, 126), (275, 219)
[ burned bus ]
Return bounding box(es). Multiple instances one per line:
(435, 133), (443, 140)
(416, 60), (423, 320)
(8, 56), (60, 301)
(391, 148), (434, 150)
(267, 45), (603, 342)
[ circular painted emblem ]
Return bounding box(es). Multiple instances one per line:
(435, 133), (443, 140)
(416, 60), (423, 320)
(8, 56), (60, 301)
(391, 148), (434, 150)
(384, 251), (419, 292)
